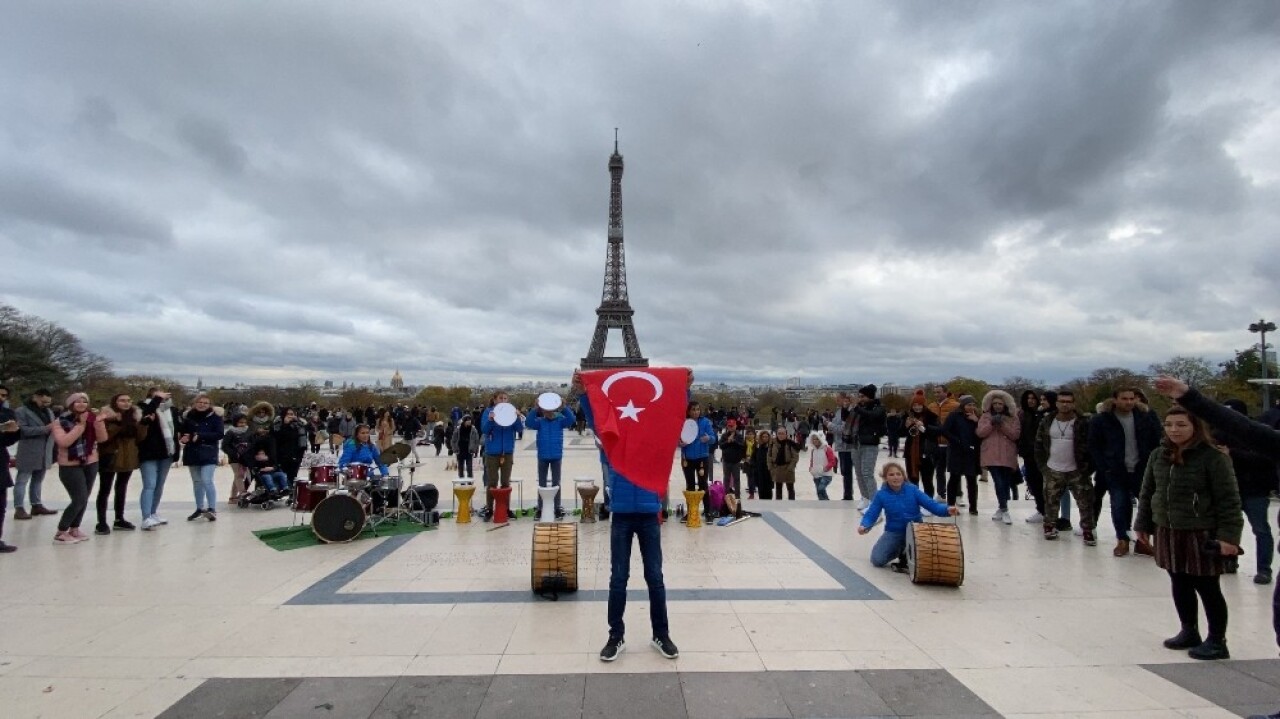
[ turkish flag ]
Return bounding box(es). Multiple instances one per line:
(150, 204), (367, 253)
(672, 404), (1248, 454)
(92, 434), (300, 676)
(581, 367), (689, 495)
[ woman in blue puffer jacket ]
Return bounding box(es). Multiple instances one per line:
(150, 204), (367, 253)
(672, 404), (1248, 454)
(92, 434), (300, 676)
(858, 461), (958, 568)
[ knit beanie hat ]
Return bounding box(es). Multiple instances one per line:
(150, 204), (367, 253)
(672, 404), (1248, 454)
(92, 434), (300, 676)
(957, 395), (977, 408)
(858, 384), (878, 400)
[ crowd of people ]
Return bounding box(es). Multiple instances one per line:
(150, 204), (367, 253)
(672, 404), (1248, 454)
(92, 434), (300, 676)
(2, 378), (1279, 677)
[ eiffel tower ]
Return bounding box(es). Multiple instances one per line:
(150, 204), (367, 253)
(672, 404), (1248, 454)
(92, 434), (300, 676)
(582, 133), (648, 369)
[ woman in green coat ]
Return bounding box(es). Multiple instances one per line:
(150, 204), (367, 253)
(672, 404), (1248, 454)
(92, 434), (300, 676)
(1135, 405), (1242, 661)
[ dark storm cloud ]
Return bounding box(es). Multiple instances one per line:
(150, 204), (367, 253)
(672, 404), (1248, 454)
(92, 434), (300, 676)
(1, 0), (1277, 388)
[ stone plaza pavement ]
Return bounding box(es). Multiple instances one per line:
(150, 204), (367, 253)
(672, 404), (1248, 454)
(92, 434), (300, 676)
(1, 430), (1278, 718)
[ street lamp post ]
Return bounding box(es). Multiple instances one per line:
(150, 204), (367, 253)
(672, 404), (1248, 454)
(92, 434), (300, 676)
(1249, 319), (1276, 410)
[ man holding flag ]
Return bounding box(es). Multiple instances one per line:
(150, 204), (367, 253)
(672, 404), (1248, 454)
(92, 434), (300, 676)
(573, 367), (687, 663)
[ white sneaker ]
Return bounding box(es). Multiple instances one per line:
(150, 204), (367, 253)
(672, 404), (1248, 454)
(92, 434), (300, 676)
(142, 517), (160, 531)
(1073, 528), (1084, 537)
(991, 510), (1003, 522)
(1026, 512), (1044, 523)
(154, 515), (169, 525)
(857, 499), (869, 511)
(1002, 510), (1013, 525)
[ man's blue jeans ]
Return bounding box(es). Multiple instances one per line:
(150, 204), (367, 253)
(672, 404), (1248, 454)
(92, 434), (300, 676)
(537, 458), (563, 512)
(854, 444), (878, 500)
(871, 530), (906, 567)
(1242, 495), (1274, 577)
(139, 458), (172, 519)
(13, 467), (47, 510)
(608, 512), (669, 641)
(1095, 470), (1138, 538)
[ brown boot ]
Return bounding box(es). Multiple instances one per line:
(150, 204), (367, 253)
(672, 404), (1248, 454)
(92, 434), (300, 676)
(1134, 538), (1156, 557)
(1113, 539), (1130, 557)
(32, 505), (58, 516)
(13, 507), (31, 520)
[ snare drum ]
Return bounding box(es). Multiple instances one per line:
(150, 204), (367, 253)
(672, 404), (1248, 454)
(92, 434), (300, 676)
(309, 465), (339, 489)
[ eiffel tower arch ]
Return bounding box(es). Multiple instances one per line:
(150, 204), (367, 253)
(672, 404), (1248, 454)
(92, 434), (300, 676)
(582, 134), (648, 370)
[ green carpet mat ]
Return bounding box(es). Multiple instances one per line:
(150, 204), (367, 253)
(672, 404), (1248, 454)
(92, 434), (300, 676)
(253, 519), (435, 551)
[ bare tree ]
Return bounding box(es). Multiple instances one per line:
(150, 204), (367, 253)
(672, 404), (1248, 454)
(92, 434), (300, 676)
(0, 304), (112, 394)
(1148, 356), (1215, 388)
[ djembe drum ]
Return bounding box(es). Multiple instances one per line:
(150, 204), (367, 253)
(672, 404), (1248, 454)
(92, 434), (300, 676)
(578, 484), (599, 523)
(537, 485), (559, 523)
(531, 522), (578, 596)
(454, 483), (475, 524)
(683, 489), (705, 528)
(491, 486), (513, 524)
(906, 522), (965, 587)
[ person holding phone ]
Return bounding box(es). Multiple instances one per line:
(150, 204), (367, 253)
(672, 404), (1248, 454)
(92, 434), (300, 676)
(137, 388), (180, 529)
(178, 394), (224, 522)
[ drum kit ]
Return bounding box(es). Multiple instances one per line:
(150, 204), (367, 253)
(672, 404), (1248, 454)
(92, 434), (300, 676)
(297, 442), (439, 544)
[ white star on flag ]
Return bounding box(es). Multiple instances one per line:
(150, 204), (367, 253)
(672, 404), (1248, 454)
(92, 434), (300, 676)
(616, 400), (645, 421)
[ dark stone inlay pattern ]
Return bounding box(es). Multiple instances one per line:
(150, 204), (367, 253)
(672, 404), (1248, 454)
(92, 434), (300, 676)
(583, 673), (687, 719)
(264, 677), (397, 719)
(158, 677), (302, 719)
(1142, 659), (1280, 716)
(286, 511), (888, 606)
(156, 669), (1002, 719)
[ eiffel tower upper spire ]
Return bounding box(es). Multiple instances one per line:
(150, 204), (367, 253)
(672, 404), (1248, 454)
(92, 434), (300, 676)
(582, 132), (648, 369)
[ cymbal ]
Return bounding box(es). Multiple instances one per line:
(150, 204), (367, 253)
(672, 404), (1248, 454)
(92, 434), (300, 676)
(380, 443), (412, 465)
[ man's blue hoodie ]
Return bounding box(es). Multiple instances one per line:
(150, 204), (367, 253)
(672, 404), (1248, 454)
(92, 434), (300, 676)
(680, 416), (716, 460)
(525, 408), (577, 461)
(480, 407), (523, 456)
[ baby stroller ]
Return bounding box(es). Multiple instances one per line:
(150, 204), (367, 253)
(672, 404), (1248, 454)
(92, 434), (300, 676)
(237, 465), (287, 510)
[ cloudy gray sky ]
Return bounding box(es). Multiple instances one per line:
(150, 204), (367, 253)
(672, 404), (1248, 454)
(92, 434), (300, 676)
(2, 1), (1278, 388)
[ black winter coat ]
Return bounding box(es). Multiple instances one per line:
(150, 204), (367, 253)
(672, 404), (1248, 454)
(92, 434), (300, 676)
(942, 410), (980, 473)
(180, 409), (224, 466)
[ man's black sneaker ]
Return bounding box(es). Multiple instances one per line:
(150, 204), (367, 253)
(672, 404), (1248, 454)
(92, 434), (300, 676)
(113, 519), (136, 531)
(0, 541), (16, 553)
(95, 523), (111, 535)
(651, 636), (679, 659)
(187, 510), (205, 521)
(204, 510), (217, 522)
(1055, 517), (1072, 532)
(599, 637), (625, 662)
